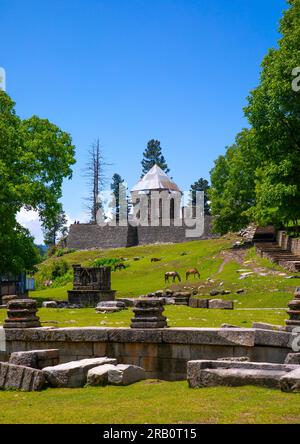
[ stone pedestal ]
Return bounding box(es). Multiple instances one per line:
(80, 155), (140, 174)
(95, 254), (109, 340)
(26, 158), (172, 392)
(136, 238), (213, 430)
(4, 299), (41, 329)
(131, 299), (168, 329)
(68, 265), (116, 307)
(286, 287), (300, 329)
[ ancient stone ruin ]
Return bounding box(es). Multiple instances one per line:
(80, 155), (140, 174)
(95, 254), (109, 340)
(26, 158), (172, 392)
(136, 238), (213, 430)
(68, 264), (116, 307)
(4, 299), (41, 329)
(286, 287), (300, 330)
(131, 298), (168, 329)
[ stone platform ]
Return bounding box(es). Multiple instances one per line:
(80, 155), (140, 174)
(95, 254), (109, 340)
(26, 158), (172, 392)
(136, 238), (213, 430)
(2, 326), (294, 381)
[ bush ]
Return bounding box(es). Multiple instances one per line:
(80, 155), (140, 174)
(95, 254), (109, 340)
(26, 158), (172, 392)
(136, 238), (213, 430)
(51, 260), (70, 279)
(55, 248), (76, 257)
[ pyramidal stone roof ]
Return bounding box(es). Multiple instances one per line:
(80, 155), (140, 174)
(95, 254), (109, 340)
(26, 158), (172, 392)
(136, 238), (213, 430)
(131, 164), (182, 193)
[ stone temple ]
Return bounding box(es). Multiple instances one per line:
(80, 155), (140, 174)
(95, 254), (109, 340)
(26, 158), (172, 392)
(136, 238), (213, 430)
(66, 165), (213, 250)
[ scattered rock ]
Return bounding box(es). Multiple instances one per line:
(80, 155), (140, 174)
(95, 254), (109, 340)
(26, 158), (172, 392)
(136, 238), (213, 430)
(221, 324), (239, 329)
(209, 299), (234, 310)
(117, 298), (136, 307)
(43, 357), (117, 388)
(236, 289), (245, 294)
(96, 301), (126, 313)
(209, 290), (220, 297)
(0, 362), (45, 391)
(280, 368), (300, 393)
(9, 349), (59, 369)
(165, 289), (174, 296)
(189, 298), (210, 309)
(221, 290), (231, 295)
(42, 301), (58, 308)
(86, 364), (117, 386)
(108, 364), (145, 386)
(155, 290), (164, 297)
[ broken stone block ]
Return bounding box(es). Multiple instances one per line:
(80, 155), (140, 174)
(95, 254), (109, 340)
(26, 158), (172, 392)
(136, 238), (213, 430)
(9, 349), (59, 369)
(87, 364), (117, 386)
(96, 301), (126, 313)
(284, 353), (300, 365)
(43, 357), (117, 388)
(252, 322), (285, 331)
(280, 368), (300, 393)
(0, 362), (45, 391)
(42, 301), (58, 308)
(2, 295), (22, 306)
(209, 290), (220, 296)
(108, 364), (145, 386)
(189, 298), (209, 309)
(187, 360), (296, 390)
(209, 299), (234, 310)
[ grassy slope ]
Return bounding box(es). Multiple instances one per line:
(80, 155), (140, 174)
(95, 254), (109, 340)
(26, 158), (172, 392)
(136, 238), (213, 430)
(0, 237), (294, 329)
(0, 383), (299, 424)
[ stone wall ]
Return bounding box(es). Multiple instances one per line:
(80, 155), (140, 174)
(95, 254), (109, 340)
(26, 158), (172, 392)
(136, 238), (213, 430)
(277, 230), (300, 255)
(66, 216), (214, 250)
(3, 327), (293, 381)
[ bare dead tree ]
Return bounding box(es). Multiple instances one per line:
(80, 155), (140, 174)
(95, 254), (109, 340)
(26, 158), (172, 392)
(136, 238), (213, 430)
(83, 139), (108, 223)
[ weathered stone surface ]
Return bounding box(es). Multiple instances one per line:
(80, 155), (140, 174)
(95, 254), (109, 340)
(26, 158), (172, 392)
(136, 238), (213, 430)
(280, 368), (300, 393)
(254, 329), (292, 348)
(131, 298), (167, 329)
(162, 328), (255, 347)
(189, 298), (209, 309)
(118, 298), (135, 307)
(221, 324), (239, 329)
(4, 299), (41, 329)
(43, 357), (117, 387)
(209, 299), (234, 310)
(96, 301), (126, 313)
(2, 295), (21, 305)
(42, 301), (58, 308)
(252, 322), (285, 331)
(284, 353), (300, 365)
(0, 362), (45, 391)
(218, 356), (250, 362)
(108, 328), (163, 343)
(9, 349), (59, 369)
(187, 360), (297, 389)
(87, 364), (117, 386)
(108, 364), (145, 385)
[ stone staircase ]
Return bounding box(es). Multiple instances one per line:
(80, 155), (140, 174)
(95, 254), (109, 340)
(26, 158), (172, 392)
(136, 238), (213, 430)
(254, 227), (300, 272)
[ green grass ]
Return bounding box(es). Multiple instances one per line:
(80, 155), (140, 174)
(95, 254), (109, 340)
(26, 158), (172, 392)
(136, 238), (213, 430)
(0, 383), (299, 424)
(0, 305), (288, 328)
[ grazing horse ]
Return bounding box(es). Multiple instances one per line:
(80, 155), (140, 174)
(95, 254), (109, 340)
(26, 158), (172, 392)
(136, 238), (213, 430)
(165, 271), (181, 283)
(151, 258), (162, 263)
(114, 263), (126, 271)
(186, 268), (200, 280)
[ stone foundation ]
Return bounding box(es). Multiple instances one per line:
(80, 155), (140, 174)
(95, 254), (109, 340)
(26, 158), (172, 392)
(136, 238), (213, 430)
(2, 327), (294, 381)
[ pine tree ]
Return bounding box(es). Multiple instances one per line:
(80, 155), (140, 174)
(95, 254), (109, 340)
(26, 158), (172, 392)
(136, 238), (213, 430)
(110, 173), (127, 223)
(141, 139), (170, 176)
(190, 178), (211, 216)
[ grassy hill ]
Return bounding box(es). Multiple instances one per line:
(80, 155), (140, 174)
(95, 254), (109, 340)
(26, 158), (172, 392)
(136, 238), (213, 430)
(0, 236), (297, 329)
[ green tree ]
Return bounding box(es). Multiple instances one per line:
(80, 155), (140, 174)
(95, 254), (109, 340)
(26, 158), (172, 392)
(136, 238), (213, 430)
(210, 129), (257, 234)
(190, 178), (211, 216)
(244, 0), (300, 227)
(141, 139), (170, 176)
(110, 173), (127, 224)
(0, 91), (75, 275)
(41, 204), (68, 247)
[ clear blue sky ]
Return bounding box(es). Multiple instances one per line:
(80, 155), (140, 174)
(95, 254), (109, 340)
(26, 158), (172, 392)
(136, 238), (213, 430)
(0, 0), (287, 238)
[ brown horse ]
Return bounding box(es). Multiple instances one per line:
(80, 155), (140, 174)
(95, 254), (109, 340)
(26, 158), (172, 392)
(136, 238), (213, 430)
(165, 271), (181, 283)
(151, 258), (162, 263)
(186, 268), (200, 280)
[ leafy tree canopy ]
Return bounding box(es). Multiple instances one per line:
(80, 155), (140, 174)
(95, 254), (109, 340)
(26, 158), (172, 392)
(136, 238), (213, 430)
(0, 91), (75, 275)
